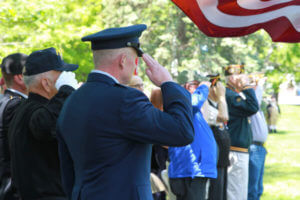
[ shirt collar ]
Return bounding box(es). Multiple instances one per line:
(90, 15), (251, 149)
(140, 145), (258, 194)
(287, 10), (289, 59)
(6, 88), (28, 99)
(91, 70), (119, 84)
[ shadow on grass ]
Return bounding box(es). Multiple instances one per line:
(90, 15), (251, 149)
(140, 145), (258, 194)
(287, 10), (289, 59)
(264, 165), (300, 185)
(269, 130), (288, 135)
(268, 130), (299, 135)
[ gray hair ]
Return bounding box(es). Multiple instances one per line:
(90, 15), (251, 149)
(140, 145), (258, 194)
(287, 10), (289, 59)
(24, 74), (39, 88)
(24, 71), (55, 88)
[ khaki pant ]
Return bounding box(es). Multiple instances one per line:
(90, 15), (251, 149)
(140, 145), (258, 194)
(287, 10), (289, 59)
(227, 151), (249, 200)
(150, 173), (166, 194)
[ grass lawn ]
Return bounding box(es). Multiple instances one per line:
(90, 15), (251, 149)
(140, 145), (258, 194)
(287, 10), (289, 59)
(261, 105), (300, 200)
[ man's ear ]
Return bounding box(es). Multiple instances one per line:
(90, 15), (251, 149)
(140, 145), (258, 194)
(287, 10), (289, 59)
(41, 78), (52, 94)
(14, 74), (26, 89)
(13, 74), (23, 85)
(119, 53), (127, 70)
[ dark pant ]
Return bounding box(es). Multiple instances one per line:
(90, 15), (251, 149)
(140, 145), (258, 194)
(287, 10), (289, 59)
(208, 167), (227, 200)
(0, 177), (20, 200)
(169, 177), (207, 200)
(152, 192), (166, 200)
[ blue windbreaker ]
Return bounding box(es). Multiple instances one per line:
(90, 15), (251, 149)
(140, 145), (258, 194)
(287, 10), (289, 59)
(168, 85), (217, 179)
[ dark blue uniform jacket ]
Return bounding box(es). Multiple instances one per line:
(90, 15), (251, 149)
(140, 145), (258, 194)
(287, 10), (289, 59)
(226, 87), (259, 148)
(57, 73), (194, 200)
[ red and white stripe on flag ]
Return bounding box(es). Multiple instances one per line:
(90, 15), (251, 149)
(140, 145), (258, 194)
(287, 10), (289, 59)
(171, 0), (300, 43)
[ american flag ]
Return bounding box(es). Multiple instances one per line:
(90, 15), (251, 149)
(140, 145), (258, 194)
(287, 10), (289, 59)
(171, 0), (300, 43)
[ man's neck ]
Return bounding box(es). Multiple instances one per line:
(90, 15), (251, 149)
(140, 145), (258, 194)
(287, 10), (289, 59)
(10, 83), (28, 96)
(8, 84), (27, 96)
(6, 88), (28, 98)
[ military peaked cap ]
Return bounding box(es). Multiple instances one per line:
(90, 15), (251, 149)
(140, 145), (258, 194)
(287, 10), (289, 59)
(81, 24), (147, 57)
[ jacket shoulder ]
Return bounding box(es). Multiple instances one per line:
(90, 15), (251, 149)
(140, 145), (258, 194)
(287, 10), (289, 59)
(3, 96), (23, 117)
(115, 82), (127, 89)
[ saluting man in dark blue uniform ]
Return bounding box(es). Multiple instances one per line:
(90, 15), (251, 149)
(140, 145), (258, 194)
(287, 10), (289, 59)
(56, 24), (194, 200)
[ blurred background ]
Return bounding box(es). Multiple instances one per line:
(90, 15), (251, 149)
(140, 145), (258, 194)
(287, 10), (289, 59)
(1, 1), (299, 199)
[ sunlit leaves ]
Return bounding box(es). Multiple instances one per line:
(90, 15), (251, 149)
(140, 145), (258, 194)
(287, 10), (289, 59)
(0, 0), (299, 88)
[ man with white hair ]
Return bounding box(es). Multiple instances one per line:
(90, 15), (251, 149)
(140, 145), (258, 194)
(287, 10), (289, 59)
(8, 47), (79, 200)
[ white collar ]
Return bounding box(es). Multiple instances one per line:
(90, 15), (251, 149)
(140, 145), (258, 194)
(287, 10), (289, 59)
(91, 70), (119, 84)
(6, 88), (28, 99)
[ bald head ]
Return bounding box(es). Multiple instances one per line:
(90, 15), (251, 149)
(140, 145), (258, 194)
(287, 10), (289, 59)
(92, 47), (138, 85)
(92, 48), (135, 69)
(128, 75), (144, 92)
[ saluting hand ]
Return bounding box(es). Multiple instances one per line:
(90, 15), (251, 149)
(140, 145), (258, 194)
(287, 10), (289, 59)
(236, 74), (250, 90)
(142, 54), (173, 87)
(214, 82), (226, 100)
(55, 71), (79, 90)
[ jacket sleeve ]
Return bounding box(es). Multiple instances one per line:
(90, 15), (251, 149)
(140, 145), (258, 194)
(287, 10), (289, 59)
(57, 128), (74, 198)
(120, 82), (194, 147)
(29, 85), (75, 141)
(0, 97), (22, 174)
(228, 88), (259, 118)
(2, 98), (22, 136)
(192, 85), (209, 109)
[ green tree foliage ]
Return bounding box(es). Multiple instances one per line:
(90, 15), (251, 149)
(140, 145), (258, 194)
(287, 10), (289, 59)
(1, 0), (299, 92)
(264, 43), (300, 95)
(0, 0), (104, 81)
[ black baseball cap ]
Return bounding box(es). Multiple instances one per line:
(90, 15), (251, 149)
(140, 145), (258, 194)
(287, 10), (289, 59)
(24, 47), (78, 76)
(1, 53), (28, 75)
